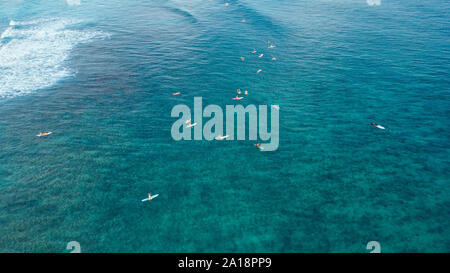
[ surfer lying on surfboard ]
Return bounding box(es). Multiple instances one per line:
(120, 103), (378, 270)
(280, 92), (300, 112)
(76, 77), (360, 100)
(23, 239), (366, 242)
(233, 95), (243, 100)
(37, 132), (52, 137)
(142, 193), (159, 202)
(215, 134), (229, 140)
(371, 122), (385, 130)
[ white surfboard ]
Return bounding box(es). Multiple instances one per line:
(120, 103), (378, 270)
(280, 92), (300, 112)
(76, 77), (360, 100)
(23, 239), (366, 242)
(37, 132), (52, 137)
(142, 194), (159, 202)
(186, 123), (197, 128)
(376, 125), (385, 130)
(215, 135), (229, 140)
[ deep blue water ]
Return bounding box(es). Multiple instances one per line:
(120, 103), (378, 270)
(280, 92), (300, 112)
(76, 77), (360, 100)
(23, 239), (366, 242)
(0, 0), (449, 252)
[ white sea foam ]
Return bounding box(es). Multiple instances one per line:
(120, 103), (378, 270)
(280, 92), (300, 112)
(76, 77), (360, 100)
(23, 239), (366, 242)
(0, 18), (108, 100)
(9, 18), (57, 26)
(66, 0), (81, 6)
(366, 0), (381, 6)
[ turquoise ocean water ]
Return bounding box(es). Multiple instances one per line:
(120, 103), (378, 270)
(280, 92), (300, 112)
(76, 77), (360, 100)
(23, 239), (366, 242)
(0, 0), (449, 252)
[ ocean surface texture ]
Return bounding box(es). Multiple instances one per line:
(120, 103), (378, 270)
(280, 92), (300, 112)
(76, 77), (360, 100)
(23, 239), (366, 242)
(0, 0), (448, 252)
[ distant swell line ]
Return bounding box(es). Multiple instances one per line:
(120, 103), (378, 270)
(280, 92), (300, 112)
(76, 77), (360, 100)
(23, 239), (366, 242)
(162, 6), (198, 23)
(229, 0), (284, 34)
